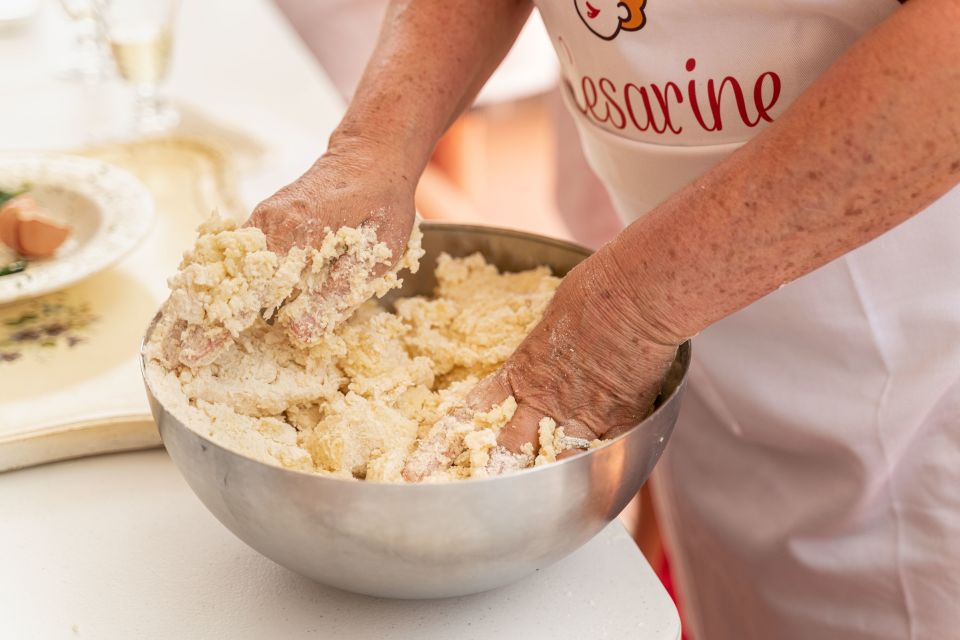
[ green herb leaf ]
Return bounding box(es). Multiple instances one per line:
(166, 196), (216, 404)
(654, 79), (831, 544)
(0, 259), (27, 277)
(0, 186), (28, 208)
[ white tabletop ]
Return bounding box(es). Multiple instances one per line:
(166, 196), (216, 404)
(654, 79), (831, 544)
(0, 449), (680, 640)
(0, 1), (679, 637)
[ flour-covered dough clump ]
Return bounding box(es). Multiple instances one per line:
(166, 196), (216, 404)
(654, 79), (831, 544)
(145, 217), (574, 482)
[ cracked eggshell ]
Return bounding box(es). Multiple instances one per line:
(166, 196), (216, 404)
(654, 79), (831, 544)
(0, 202), (20, 252)
(19, 216), (70, 258)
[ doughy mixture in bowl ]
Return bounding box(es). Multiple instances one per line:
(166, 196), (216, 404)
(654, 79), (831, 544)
(145, 217), (579, 483)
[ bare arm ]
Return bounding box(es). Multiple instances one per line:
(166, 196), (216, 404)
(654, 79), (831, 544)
(609, 0), (960, 346)
(410, 0), (960, 470)
(250, 0), (532, 257)
(333, 0), (534, 175)
(228, 1), (531, 354)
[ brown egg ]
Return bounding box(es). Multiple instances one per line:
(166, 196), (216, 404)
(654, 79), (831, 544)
(0, 195), (71, 258)
(0, 202), (20, 253)
(18, 217), (70, 258)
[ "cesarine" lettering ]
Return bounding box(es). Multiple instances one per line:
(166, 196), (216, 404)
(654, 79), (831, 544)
(571, 57), (782, 135)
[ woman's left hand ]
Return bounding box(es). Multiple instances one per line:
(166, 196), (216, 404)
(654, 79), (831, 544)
(403, 246), (682, 481)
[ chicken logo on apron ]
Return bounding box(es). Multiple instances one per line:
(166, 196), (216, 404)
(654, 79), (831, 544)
(574, 0), (647, 40)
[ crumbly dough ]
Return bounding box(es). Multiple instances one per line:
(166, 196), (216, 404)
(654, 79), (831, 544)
(146, 217), (574, 482)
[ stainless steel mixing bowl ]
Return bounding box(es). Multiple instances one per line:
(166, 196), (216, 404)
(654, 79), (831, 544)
(141, 223), (691, 599)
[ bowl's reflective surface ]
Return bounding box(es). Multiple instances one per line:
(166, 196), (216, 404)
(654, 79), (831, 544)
(142, 223), (690, 599)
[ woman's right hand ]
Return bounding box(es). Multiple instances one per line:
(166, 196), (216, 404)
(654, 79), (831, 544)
(246, 136), (417, 269)
(176, 137), (418, 367)
(245, 137), (418, 347)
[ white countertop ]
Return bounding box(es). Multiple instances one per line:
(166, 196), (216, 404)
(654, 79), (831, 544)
(0, 1), (680, 637)
(0, 449), (680, 640)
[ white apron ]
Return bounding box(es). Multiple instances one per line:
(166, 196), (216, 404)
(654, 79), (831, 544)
(534, 1), (960, 639)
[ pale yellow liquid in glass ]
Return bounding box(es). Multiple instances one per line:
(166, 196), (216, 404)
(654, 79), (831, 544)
(110, 29), (172, 85)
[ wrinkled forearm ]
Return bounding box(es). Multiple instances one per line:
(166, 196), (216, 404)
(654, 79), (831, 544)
(605, 0), (960, 343)
(329, 0), (532, 176)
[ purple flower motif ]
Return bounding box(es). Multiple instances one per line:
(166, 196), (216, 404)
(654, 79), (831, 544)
(44, 323), (68, 336)
(1, 293), (98, 360)
(12, 328), (41, 342)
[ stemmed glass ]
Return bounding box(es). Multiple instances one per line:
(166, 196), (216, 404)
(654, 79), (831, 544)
(57, 0), (110, 81)
(100, 0), (181, 134)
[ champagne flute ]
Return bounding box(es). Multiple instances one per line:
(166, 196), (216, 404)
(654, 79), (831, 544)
(101, 0), (181, 134)
(57, 0), (110, 81)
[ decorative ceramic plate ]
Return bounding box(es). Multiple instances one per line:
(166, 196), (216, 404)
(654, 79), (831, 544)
(0, 153), (154, 304)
